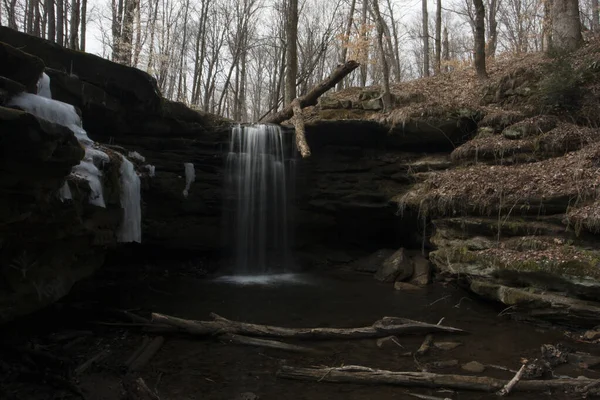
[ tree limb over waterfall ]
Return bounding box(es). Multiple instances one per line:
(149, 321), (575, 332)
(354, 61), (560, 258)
(260, 60), (360, 125)
(278, 365), (600, 393)
(150, 313), (465, 339)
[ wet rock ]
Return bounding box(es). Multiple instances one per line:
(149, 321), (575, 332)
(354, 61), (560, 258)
(583, 330), (600, 341)
(409, 255), (431, 287)
(434, 341), (462, 350)
(462, 361), (486, 373)
(362, 98), (383, 111)
(376, 335), (401, 349)
(319, 96), (341, 109)
(0, 41), (44, 93)
(394, 282), (422, 291)
(375, 248), (413, 283)
(350, 249), (395, 273)
(429, 359), (459, 369)
(235, 393), (259, 400)
(359, 89), (380, 101)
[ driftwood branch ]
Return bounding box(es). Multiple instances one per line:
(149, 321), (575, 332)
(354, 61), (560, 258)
(497, 364), (526, 396)
(150, 313), (465, 340)
(260, 60), (360, 124)
(291, 99), (311, 158)
(220, 333), (318, 353)
(278, 365), (600, 392)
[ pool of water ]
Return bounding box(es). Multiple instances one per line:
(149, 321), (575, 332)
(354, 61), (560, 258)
(80, 268), (598, 400)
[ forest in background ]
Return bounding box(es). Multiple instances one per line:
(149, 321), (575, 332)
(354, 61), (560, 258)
(0, 0), (595, 120)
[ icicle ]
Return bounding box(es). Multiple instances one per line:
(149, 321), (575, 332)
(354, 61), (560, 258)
(128, 151), (146, 163)
(72, 159), (105, 208)
(117, 156), (142, 243)
(37, 72), (52, 99)
(144, 165), (156, 177)
(7, 93), (93, 145)
(58, 181), (72, 201)
(182, 163), (195, 198)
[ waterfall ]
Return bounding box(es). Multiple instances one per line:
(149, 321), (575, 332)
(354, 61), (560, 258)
(8, 72), (142, 243)
(225, 124), (296, 274)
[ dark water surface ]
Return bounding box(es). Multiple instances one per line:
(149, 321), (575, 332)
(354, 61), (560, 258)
(87, 269), (598, 400)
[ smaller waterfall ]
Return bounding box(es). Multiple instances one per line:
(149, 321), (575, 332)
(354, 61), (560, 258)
(8, 72), (142, 243)
(224, 124), (296, 274)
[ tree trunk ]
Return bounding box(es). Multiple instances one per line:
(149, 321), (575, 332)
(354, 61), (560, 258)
(26, 0), (34, 33)
(285, 0), (298, 105)
(386, 0), (403, 81)
(337, 0), (356, 90)
(291, 98), (310, 158)
(360, 0), (368, 86)
(487, 0), (498, 57)
(56, 0), (63, 45)
(592, 0), (600, 32)
(80, 0), (86, 50)
(543, 0), (553, 51)
(473, 0), (487, 78)
(550, 0), (582, 51)
(46, 0), (55, 41)
(442, 26), (449, 71)
(261, 60), (360, 124)
(372, 0), (391, 111)
(69, 0), (79, 49)
(422, 0), (430, 77)
(120, 0), (137, 65)
(434, 0), (442, 74)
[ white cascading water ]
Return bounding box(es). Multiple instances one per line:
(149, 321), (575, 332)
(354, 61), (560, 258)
(223, 124), (296, 278)
(8, 72), (142, 242)
(118, 156), (142, 242)
(183, 162), (195, 198)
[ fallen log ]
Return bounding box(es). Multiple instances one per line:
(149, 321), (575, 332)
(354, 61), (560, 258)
(150, 313), (465, 340)
(220, 333), (319, 353)
(278, 365), (600, 392)
(260, 60), (360, 125)
(291, 99), (311, 158)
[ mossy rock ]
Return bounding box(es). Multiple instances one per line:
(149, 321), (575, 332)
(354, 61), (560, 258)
(358, 89), (381, 101)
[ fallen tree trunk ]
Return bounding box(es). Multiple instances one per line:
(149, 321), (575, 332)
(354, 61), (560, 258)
(278, 365), (600, 392)
(150, 313), (464, 340)
(291, 99), (311, 158)
(260, 60), (360, 125)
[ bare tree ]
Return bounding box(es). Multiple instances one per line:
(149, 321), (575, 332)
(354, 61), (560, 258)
(372, 0), (391, 110)
(285, 0), (299, 104)
(550, 0), (582, 51)
(422, 0), (430, 76)
(435, 0), (442, 73)
(473, 0), (487, 77)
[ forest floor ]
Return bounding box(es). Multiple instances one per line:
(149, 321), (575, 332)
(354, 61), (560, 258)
(2, 260), (600, 400)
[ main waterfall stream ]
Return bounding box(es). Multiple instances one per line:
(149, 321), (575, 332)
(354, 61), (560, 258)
(223, 124), (297, 281)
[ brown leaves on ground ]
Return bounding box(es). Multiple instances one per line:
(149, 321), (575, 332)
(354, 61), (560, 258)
(399, 141), (600, 216)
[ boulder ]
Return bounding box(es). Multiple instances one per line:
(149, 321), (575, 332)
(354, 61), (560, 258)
(462, 361), (486, 373)
(361, 98), (383, 110)
(409, 254), (431, 287)
(0, 106), (125, 323)
(0, 41), (44, 93)
(375, 248), (413, 283)
(350, 249), (395, 273)
(394, 281), (422, 291)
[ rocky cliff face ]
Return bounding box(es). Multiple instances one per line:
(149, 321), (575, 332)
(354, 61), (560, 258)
(303, 42), (600, 326)
(0, 28), (231, 322)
